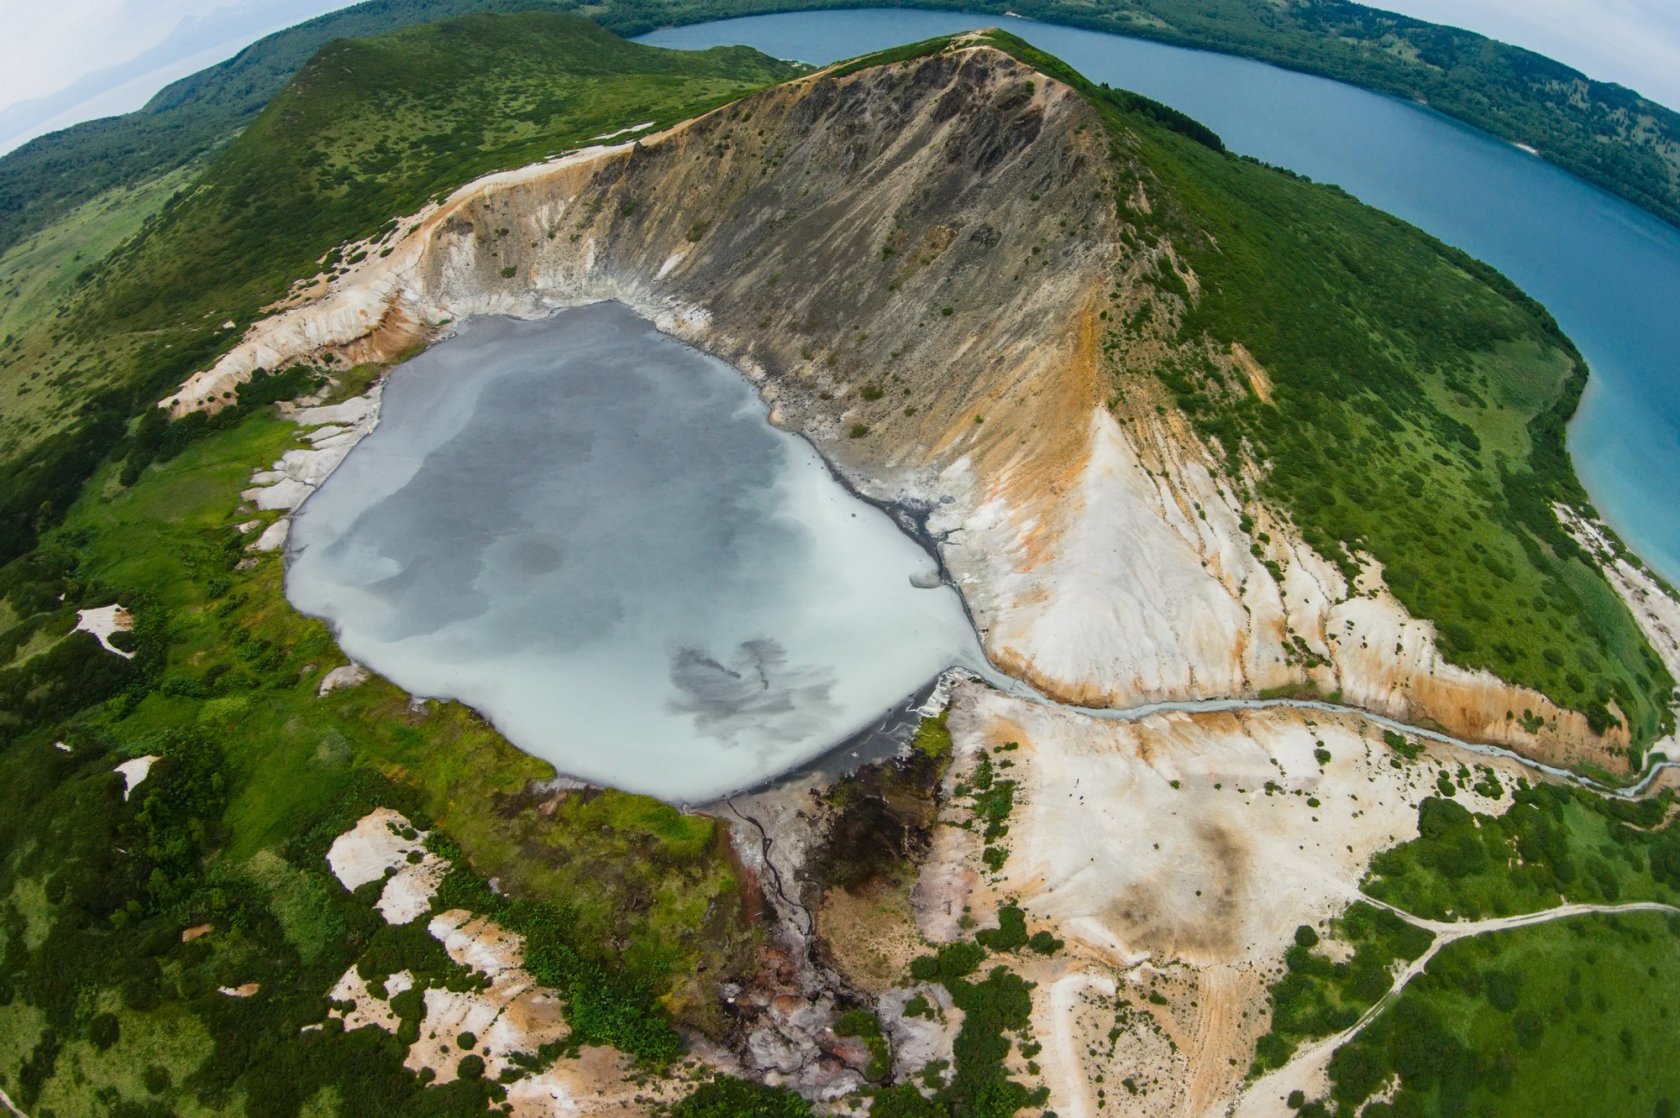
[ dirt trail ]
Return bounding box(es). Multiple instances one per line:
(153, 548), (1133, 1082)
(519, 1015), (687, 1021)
(0, 1085), (26, 1117)
(1046, 971), (1119, 1118)
(1233, 899), (1680, 1116)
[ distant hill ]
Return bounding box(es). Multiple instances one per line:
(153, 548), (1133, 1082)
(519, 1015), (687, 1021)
(0, 0), (570, 257)
(5, 0), (1680, 264)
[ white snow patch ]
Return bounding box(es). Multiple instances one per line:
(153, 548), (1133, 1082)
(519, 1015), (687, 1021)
(250, 519), (290, 553)
(591, 120), (655, 141)
(318, 663), (369, 697)
(75, 605), (135, 658)
(326, 808), (447, 923)
(114, 755), (161, 800)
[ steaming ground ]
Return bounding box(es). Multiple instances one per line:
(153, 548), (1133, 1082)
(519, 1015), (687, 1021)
(285, 304), (980, 801)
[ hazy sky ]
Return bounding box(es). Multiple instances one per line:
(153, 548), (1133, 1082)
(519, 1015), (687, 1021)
(1, 0), (1677, 136)
(0, 0), (355, 151)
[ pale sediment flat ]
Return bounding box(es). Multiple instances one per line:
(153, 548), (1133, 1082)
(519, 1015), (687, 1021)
(286, 303), (981, 801)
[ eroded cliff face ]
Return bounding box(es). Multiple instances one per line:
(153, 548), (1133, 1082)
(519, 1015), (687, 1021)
(169, 42), (1655, 770)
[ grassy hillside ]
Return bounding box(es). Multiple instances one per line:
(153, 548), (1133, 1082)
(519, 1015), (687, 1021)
(0, 11), (797, 563)
(0, 19), (802, 1112)
(0, 0), (573, 259)
(1252, 776), (1680, 1116)
(955, 31), (1673, 750)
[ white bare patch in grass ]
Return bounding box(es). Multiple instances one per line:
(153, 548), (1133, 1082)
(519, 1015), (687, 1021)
(113, 755), (160, 800)
(591, 121), (655, 141)
(249, 519), (289, 552)
(317, 663), (368, 697)
(324, 966), (413, 1035)
(403, 910), (570, 1085)
(325, 808), (447, 923)
(75, 604), (133, 658)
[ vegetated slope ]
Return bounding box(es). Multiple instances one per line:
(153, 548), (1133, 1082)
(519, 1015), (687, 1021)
(0, 11), (797, 562)
(169, 29), (1672, 760)
(0, 30), (800, 1111)
(0, 0), (575, 259)
(1055, 61), (1674, 747)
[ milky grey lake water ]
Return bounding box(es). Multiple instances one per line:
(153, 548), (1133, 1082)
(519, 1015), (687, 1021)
(286, 304), (981, 801)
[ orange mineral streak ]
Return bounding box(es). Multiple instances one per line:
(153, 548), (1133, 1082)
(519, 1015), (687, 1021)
(168, 45), (1654, 772)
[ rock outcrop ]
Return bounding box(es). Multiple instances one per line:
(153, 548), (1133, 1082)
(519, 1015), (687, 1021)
(170, 40), (1660, 771)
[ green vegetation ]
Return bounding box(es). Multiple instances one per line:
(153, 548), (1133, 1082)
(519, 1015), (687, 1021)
(1322, 911), (1680, 1116)
(834, 1007), (893, 1081)
(4, 15), (1678, 1111)
(0, 163), (197, 346)
(1250, 902), (1434, 1074)
(0, 11), (796, 562)
(670, 1075), (813, 1117)
(1255, 780), (1680, 1104)
(893, 934), (1048, 1117)
(962, 25), (1674, 747)
(812, 715), (950, 892)
(0, 0), (579, 258)
(951, 739), (1018, 874)
(430, 836), (685, 1061)
(1364, 786), (1680, 920)
(0, 17), (795, 1110)
(0, 386), (752, 1109)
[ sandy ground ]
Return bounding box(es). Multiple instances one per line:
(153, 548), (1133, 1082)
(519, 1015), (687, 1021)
(112, 755), (160, 801)
(914, 680), (1536, 1118)
(74, 604), (133, 658)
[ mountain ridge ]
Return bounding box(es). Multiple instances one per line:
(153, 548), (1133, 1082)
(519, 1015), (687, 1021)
(6, 0), (1680, 271)
(160, 26), (1676, 765)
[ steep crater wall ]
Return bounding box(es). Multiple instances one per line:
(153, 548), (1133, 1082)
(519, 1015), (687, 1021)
(171, 44), (1653, 771)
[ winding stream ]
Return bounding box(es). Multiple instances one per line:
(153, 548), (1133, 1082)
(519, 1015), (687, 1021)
(967, 663), (1680, 799)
